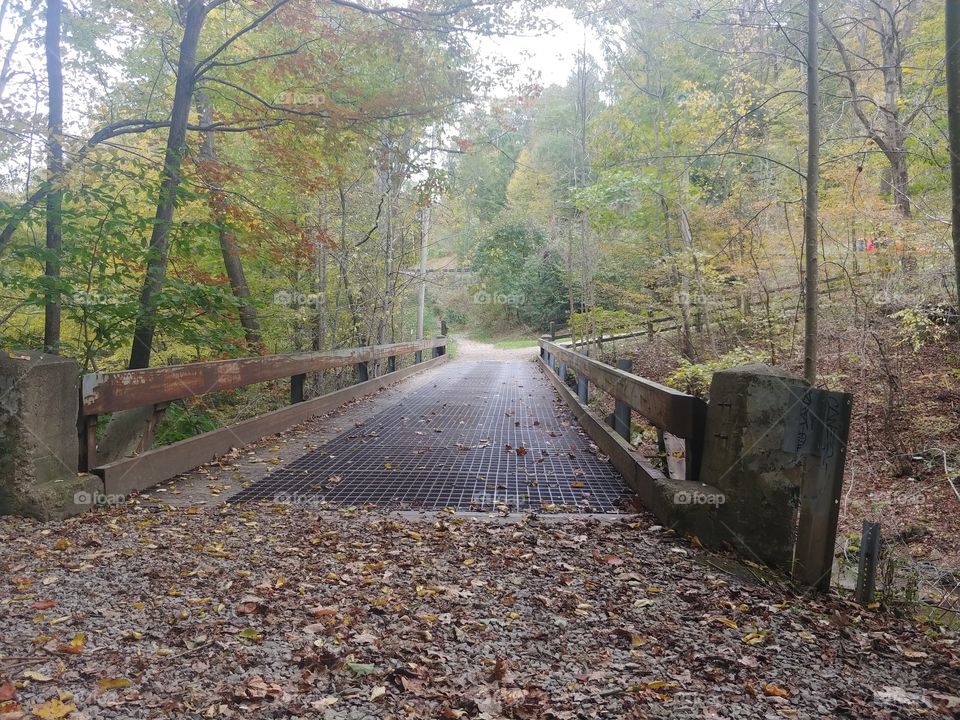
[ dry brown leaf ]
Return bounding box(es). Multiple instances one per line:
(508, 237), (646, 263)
(764, 683), (791, 698)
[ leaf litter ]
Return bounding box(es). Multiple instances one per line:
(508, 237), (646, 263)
(0, 504), (957, 719)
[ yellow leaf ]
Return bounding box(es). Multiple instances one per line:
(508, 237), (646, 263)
(370, 686), (386, 701)
(643, 680), (677, 691)
(96, 678), (131, 690)
(22, 671), (52, 682)
(32, 698), (76, 718)
(714, 616), (738, 629)
(462, 558), (475, 566)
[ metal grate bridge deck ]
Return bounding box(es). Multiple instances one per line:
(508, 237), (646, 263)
(230, 361), (632, 513)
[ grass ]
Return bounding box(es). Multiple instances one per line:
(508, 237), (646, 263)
(493, 337), (539, 349)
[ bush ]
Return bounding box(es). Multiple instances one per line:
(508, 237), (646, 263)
(665, 348), (763, 398)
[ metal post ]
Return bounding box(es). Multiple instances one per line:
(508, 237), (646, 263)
(415, 350), (422, 364)
(387, 356), (396, 373)
(855, 521), (881, 604)
(356, 361), (369, 383)
(291, 373), (306, 403)
(417, 208), (428, 343)
(614, 358), (632, 441)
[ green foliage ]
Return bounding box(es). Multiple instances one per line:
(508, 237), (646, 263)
(890, 308), (946, 352)
(569, 308), (641, 341)
(153, 401), (220, 447)
(665, 348), (764, 398)
(469, 220), (567, 331)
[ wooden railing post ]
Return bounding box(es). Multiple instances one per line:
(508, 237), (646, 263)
(290, 373), (306, 403)
(614, 358), (632, 441)
(80, 414), (97, 472)
(356, 361), (369, 383)
(414, 350), (423, 364)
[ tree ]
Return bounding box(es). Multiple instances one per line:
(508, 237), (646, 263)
(42, 0), (63, 353)
(948, 0), (960, 303)
(821, 0), (935, 217)
(805, 0), (820, 385)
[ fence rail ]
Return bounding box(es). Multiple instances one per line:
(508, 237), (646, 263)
(548, 270), (873, 344)
(79, 337), (447, 489)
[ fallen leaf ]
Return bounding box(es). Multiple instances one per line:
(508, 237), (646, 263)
(0, 684), (14, 703)
(344, 662), (376, 677)
(58, 633), (85, 655)
(31, 698), (76, 719)
(21, 672), (52, 683)
(370, 686), (386, 701)
(764, 683), (790, 698)
(309, 606), (338, 618)
(96, 678), (131, 690)
(235, 595), (265, 615)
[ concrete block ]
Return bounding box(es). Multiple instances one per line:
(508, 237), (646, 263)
(701, 363), (809, 570)
(0, 350), (98, 518)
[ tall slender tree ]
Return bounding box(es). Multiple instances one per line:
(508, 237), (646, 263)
(948, 0), (960, 303)
(42, 0), (63, 353)
(804, 0), (820, 385)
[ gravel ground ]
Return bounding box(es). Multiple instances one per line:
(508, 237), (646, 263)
(1, 505), (957, 719)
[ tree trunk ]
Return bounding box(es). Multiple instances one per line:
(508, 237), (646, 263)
(881, 23), (910, 217)
(128, 0), (206, 369)
(948, 0), (960, 304)
(195, 91), (263, 350)
(804, 0), (820, 385)
(43, 0), (63, 353)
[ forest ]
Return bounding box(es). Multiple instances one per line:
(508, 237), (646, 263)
(2, 0), (960, 578)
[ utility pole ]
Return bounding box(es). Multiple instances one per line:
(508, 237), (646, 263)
(417, 202), (428, 341)
(803, 0), (819, 385)
(948, 0), (960, 307)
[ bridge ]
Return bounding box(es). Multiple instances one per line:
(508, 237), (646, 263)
(1, 333), (851, 592)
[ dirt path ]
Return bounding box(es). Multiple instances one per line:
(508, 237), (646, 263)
(452, 335), (539, 363)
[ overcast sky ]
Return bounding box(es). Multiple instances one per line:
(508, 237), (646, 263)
(476, 5), (604, 92)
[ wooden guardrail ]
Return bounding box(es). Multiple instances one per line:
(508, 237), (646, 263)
(538, 338), (707, 483)
(80, 337), (447, 494)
